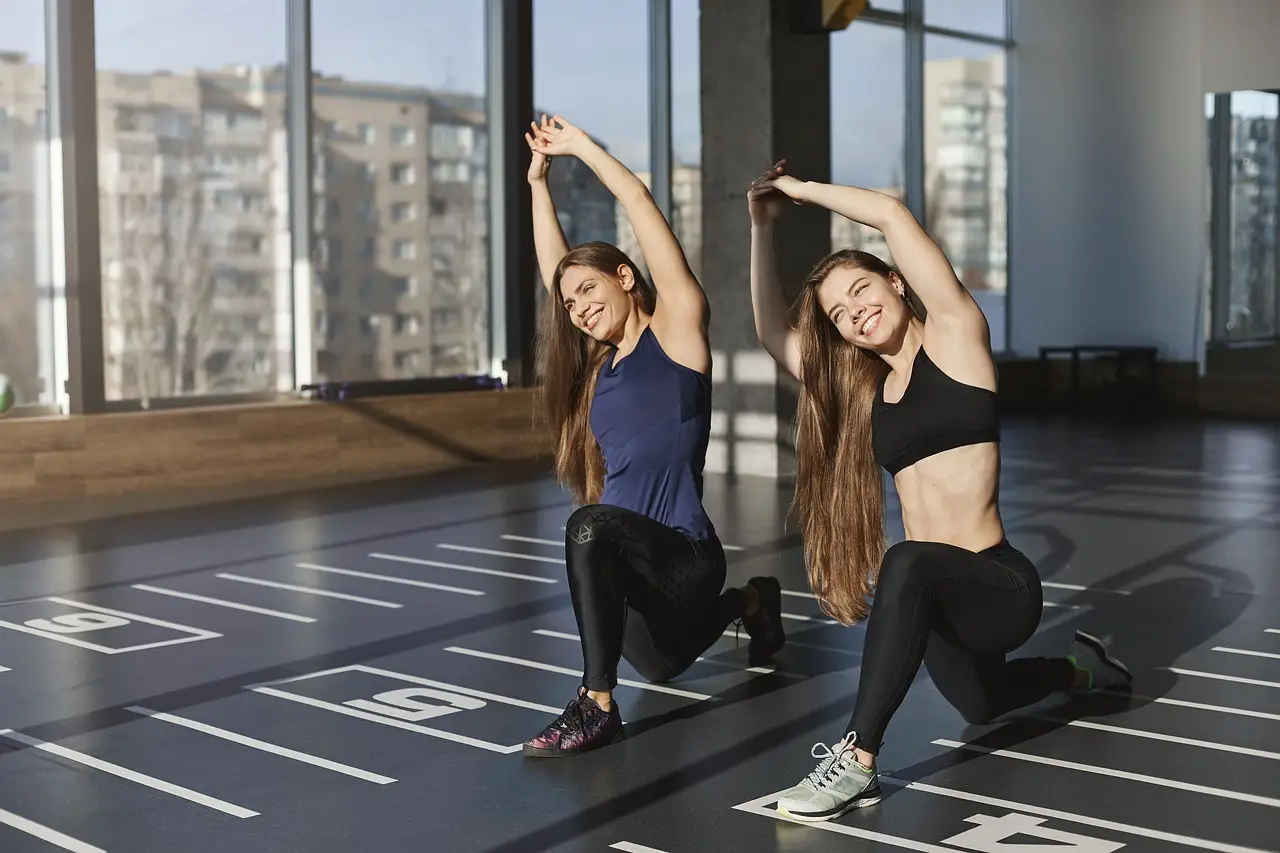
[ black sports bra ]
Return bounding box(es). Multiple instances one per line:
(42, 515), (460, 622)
(871, 346), (1000, 476)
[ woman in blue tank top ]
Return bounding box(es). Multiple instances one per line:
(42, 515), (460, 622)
(519, 115), (786, 758)
(745, 162), (1132, 821)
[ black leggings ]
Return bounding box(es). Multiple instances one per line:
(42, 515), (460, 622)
(848, 539), (1075, 752)
(565, 504), (746, 691)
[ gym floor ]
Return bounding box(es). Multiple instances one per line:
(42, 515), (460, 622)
(1, 416), (1278, 853)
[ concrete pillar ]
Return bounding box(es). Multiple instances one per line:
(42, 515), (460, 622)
(700, 0), (832, 480)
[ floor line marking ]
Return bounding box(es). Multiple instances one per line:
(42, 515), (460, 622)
(0, 808), (105, 853)
(126, 706), (396, 784)
(1042, 601), (1083, 609)
(521, 534), (746, 551)
(610, 843), (671, 853)
(1096, 689), (1280, 722)
(0, 729), (258, 818)
(444, 646), (712, 700)
(933, 738), (1280, 808)
(780, 589), (817, 600)
(531, 630), (777, 675)
(1164, 667), (1280, 689)
(877, 775), (1274, 853)
(501, 534), (561, 547)
(780, 612), (841, 624)
(217, 573), (403, 608)
(0, 666), (10, 673)
(1265, 628), (1280, 635)
(1213, 646), (1280, 661)
(368, 552), (557, 584)
(733, 793), (958, 853)
(1051, 716), (1280, 760)
(436, 544), (565, 564)
(261, 664), (564, 714)
(131, 584), (316, 623)
(0, 598), (221, 654)
(248, 687), (521, 754)
(295, 563), (485, 596)
(1041, 580), (1132, 595)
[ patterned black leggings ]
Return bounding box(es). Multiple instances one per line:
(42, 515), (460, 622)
(565, 504), (746, 691)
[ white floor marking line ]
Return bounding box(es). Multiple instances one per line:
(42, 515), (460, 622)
(0, 729), (258, 818)
(249, 687), (522, 754)
(733, 791), (959, 853)
(876, 775), (1275, 853)
(1265, 628), (1280, 635)
(444, 646), (712, 700)
(1213, 646), (1280, 661)
(126, 706), (396, 784)
(0, 808), (105, 853)
(131, 584), (316, 623)
(1041, 580), (1132, 595)
(0, 597), (222, 654)
(610, 843), (671, 853)
(294, 563), (484, 596)
(436, 544), (565, 565)
(501, 534), (561, 547)
(263, 664), (564, 714)
(780, 611), (841, 624)
(513, 533), (746, 551)
(933, 738), (1280, 808)
(217, 573), (403, 608)
(368, 552), (557, 584)
(1054, 717), (1280, 761)
(1042, 601), (1083, 609)
(1164, 666), (1280, 689)
(1147, 695), (1280, 722)
(0, 666), (9, 673)
(781, 589), (816, 600)
(531, 629), (776, 675)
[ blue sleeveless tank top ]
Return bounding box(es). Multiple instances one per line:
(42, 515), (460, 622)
(589, 325), (714, 540)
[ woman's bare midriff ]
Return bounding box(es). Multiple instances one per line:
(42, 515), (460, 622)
(893, 442), (1004, 552)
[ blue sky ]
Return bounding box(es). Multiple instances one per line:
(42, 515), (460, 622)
(2, 0), (1006, 184)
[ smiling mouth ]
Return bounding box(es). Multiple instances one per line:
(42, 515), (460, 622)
(860, 312), (880, 335)
(583, 307), (603, 331)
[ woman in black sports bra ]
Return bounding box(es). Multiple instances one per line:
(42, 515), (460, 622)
(745, 161), (1133, 823)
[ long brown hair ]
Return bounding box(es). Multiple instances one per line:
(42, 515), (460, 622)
(792, 249), (925, 625)
(534, 241), (655, 505)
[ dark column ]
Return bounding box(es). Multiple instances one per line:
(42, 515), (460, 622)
(700, 0), (831, 479)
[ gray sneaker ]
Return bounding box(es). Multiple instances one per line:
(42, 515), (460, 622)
(1068, 630), (1132, 692)
(775, 732), (882, 822)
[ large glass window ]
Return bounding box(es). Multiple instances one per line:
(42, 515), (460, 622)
(0, 2), (55, 410)
(830, 21), (906, 262)
(94, 2), (289, 401)
(924, 0), (1007, 39)
(1225, 91), (1278, 341)
(534, 0), (650, 281)
(312, 1), (489, 381)
(671, 0), (701, 281)
(924, 33), (1008, 347)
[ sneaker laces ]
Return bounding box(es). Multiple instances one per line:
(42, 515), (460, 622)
(802, 733), (859, 790)
(551, 693), (590, 735)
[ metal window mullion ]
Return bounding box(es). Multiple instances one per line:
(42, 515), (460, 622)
(903, 0), (924, 221)
(485, 0), (534, 386)
(649, 0), (672, 219)
(46, 0), (105, 414)
(1210, 93), (1231, 341)
(1001, 0), (1015, 354)
(286, 0), (314, 390)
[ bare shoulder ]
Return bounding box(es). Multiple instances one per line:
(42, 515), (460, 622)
(921, 313), (997, 393)
(649, 300), (712, 375)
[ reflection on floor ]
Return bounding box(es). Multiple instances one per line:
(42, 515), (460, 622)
(0, 417), (1277, 852)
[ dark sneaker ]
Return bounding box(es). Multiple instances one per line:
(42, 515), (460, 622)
(522, 689), (623, 757)
(1068, 630), (1133, 692)
(743, 576), (786, 665)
